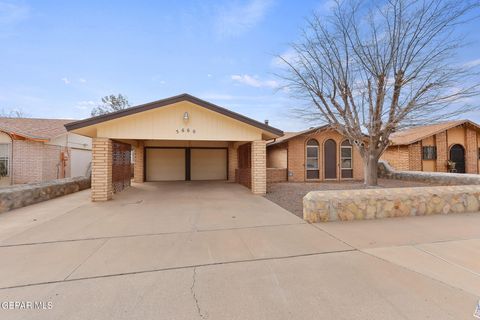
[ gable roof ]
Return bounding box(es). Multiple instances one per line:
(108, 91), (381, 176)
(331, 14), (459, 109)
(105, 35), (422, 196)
(0, 117), (73, 141)
(389, 120), (480, 145)
(65, 93), (283, 136)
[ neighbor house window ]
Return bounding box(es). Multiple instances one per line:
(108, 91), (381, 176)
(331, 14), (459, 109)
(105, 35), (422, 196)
(422, 146), (437, 160)
(0, 144), (10, 179)
(340, 140), (353, 179)
(306, 139), (319, 179)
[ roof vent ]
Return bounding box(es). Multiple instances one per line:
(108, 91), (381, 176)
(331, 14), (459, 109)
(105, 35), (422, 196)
(264, 120), (269, 125)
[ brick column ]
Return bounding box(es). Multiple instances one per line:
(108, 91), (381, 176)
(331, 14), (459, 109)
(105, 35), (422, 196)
(466, 128), (478, 174)
(91, 138), (113, 201)
(251, 140), (266, 195)
(228, 142), (238, 182)
(408, 142), (422, 171)
(435, 132), (448, 172)
(134, 141), (145, 183)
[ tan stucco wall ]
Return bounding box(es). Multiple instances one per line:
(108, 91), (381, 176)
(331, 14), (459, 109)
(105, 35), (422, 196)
(89, 101), (263, 141)
(267, 145), (287, 168)
(421, 136), (436, 172)
(0, 132), (12, 143)
(447, 126), (465, 147)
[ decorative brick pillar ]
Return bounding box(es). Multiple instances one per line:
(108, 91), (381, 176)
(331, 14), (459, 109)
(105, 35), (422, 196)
(435, 132), (448, 172)
(134, 141), (145, 183)
(408, 142), (422, 171)
(91, 138), (113, 201)
(251, 140), (266, 195)
(228, 142), (238, 182)
(465, 128), (478, 174)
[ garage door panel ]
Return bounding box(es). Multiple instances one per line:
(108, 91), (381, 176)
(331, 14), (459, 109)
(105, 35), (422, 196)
(146, 149), (185, 181)
(191, 149), (227, 180)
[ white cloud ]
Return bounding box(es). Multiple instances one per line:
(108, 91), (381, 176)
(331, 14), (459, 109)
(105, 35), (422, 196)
(271, 48), (297, 68)
(74, 100), (96, 110)
(231, 74), (279, 88)
(207, 74), (213, 78)
(464, 59), (480, 68)
(215, 0), (274, 38)
(78, 78), (87, 83)
(61, 77), (71, 85)
(0, 1), (29, 24)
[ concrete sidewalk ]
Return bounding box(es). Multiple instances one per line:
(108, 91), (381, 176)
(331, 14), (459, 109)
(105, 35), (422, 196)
(0, 182), (478, 319)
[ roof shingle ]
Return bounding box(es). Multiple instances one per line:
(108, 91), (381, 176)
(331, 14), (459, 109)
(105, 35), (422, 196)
(0, 118), (74, 140)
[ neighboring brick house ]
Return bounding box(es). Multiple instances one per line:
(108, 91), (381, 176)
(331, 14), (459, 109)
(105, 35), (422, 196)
(266, 126), (364, 182)
(381, 120), (480, 174)
(0, 118), (92, 186)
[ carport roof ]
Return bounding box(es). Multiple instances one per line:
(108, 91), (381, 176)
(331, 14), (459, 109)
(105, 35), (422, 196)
(65, 93), (283, 136)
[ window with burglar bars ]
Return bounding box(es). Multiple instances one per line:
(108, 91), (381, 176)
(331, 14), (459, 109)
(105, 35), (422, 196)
(422, 146), (437, 160)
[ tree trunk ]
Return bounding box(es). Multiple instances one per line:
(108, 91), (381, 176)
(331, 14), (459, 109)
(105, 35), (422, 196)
(364, 152), (379, 186)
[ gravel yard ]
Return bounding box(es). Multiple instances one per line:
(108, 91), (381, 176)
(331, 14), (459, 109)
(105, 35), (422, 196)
(265, 179), (438, 218)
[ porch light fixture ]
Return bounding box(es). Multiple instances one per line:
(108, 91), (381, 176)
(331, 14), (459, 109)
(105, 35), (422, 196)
(183, 112), (189, 122)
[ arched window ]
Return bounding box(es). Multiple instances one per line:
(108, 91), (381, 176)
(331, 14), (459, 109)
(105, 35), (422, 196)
(306, 139), (319, 179)
(340, 140), (353, 179)
(0, 132), (12, 185)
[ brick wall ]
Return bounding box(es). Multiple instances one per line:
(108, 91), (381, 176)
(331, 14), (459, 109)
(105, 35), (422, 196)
(408, 142), (422, 171)
(381, 146), (410, 171)
(267, 144), (287, 168)
(91, 138), (113, 201)
(133, 141), (144, 183)
(465, 128), (478, 174)
(251, 140), (266, 195)
(236, 143), (251, 189)
(285, 129), (364, 182)
(228, 142), (238, 182)
(12, 140), (70, 184)
(435, 132), (448, 172)
(267, 168), (287, 183)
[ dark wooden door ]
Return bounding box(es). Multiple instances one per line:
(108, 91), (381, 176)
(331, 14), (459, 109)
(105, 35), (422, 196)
(324, 139), (337, 179)
(449, 144), (465, 173)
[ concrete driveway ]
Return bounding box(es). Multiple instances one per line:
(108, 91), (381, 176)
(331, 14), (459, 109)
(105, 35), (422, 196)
(0, 182), (479, 319)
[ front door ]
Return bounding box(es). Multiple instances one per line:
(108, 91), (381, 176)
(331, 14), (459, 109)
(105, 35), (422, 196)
(324, 139), (337, 179)
(449, 144), (465, 173)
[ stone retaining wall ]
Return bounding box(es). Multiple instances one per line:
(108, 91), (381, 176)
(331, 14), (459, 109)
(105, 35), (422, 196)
(0, 177), (91, 213)
(303, 185), (480, 222)
(267, 168), (287, 183)
(378, 160), (480, 185)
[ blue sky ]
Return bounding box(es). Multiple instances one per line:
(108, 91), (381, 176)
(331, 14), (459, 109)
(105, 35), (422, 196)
(1, 0), (479, 131)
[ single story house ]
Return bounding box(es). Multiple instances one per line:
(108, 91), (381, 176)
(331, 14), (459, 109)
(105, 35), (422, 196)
(267, 126), (364, 182)
(381, 120), (480, 174)
(0, 117), (92, 186)
(64, 94), (283, 201)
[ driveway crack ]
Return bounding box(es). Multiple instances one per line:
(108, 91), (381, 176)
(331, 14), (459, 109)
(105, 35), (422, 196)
(64, 239), (109, 280)
(191, 267), (207, 319)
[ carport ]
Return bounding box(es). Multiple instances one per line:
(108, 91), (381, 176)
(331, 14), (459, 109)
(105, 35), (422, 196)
(65, 94), (283, 201)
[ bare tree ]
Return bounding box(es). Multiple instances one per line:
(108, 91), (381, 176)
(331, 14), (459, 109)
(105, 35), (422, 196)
(0, 108), (28, 118)
(91, 94), (130, 117)
(277, 0), (480, 185)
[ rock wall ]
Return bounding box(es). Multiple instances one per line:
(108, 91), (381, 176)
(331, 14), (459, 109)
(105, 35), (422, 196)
(303, 185), (480, 222)
(378, 160), (480, 185)
(0, 177), (91, 213)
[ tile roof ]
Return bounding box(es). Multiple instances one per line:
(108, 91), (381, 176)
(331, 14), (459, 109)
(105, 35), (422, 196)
(267, 125), (330, 146)
(389, 120), (479, 145)
(0, 117), (74, 140)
